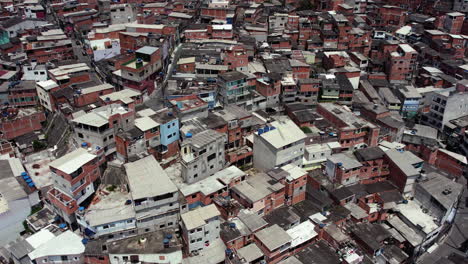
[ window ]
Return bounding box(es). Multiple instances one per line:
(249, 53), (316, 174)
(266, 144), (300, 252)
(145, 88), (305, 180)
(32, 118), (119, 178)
(127, 219), (133, 223)
(61, 256), (68, 261)
(194, 174), (198, 178)
(207, 153), (216, 162)
(123, 256), (129, 261)
(103, 225), (109, 229)
(78, 133), (84, 138)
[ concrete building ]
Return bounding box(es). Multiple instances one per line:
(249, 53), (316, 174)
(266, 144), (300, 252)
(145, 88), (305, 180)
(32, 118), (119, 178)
(180, 204), (221, 254)
(217, 71), (265, 110)
(72, 103), (135, 155)
(0, 158), (33, 247)
(125, 155), (179, 232)
(107, 230), (183, 264)
(76, 187), (136, 241)
(253, 119), (306, 171)
(22, 62), (47, 82)
(422, 87), (468, 131)
(302, 143), (333, 171)
(414, 172), (463, 224)
(384, 149), (423, 198)
(110, 4), (137, 24)
(394, 85), (422, 118)
(36, 80), (59, 112)
(28, 230), (85, 264)
(180, 129), (227, 184)
(47, 148), (105, 224)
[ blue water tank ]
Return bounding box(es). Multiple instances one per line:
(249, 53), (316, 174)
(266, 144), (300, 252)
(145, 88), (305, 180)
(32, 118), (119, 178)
(81, 239), (88, 245)
(21, 172), (28, 177)
(105, 97), (111, 102)
(59, 223), (67, 229)
(186, 133), (192, 138)
(163, 238), (170, 244)
(229, 223), (236, 228)
(270, 126), (276, 130)
(225, 249), (232, 255)
(26, 179), (32, 183)
(79, 207), (85, 211)
(81, 142), (88, 147)
(337, 162), (343, 166)
(28, 182), (35, 187)
(264, 126), (270, 132)
(165, 234), (173, 239)
(257, 128), (264, 135)
(23, 175), (30, 180)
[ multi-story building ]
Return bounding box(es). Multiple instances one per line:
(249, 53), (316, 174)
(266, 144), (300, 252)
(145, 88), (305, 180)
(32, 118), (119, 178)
(385, 44), (417, 83)
(168, 95), (209, 122)
(119, 46), (162, 95)
(267, 164), (308, 205)
(124, 155), (179, 232)
(180, 204), (221, 254)
(217, 71), (251, 109)
(72, 103), (135, 155)
(254, 224), (292, 264)
(414, 172), (463, 224)
(253, 119), (306, 171)
(385, 149), (423, 197)
(231, 171), (285, 215)
(325, 153), (363, 186)
(443, 12), (465, 34)
(393, 85), (422, 118)
(422, 87), (468, 131)
(378, 88), (401, 112)
(28, 230), (85, 264)
(180, 129), (226, 184)
(47, 147), (105, 224)
(317, 103), (380, 150)
(6, 81), (38, 107)
(36, 80), (60, 112)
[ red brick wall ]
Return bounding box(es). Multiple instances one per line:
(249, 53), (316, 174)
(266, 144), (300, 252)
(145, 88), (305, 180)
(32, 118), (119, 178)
(0, 112), (46, 140)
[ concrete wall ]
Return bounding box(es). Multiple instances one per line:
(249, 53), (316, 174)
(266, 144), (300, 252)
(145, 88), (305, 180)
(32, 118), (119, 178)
(186, 217), (220, 253)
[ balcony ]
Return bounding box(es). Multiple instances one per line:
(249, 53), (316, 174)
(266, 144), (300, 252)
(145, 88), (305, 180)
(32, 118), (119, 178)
(48, 188), (78, 215)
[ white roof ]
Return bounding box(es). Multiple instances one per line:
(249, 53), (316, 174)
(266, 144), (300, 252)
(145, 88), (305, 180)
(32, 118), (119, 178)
(396, 25), (411, 35)
(281, 164), (307, 181)
(72, 112), (107, 127)
(125, 155), (177, 200)
(177, 57), (196, 64)
(100, 89), (140, 103)
(49, 148), (96, 174)
(257, 119), (306, 149)
(28, 231), (84, 260)
(212, 24), (232, 30)
(126, 23), (164, 30)
(236, 243), (263, 263)
(399, 44), (416, 53)
(137, 108), (156, 117)
(36, 80), (58, 91)
(25, 229), (55, 249)
(85, 191), (135, 227)
(255, 224), (292, 251)
(49, 63), (90, 76)
(81, 83), (114, 95)
(395, 200), (439, 234)
(181, 204), (220, 230)
(135, 116), (159, 131)
(438, 148), (467, 164)
(286, 220), (318, 248)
